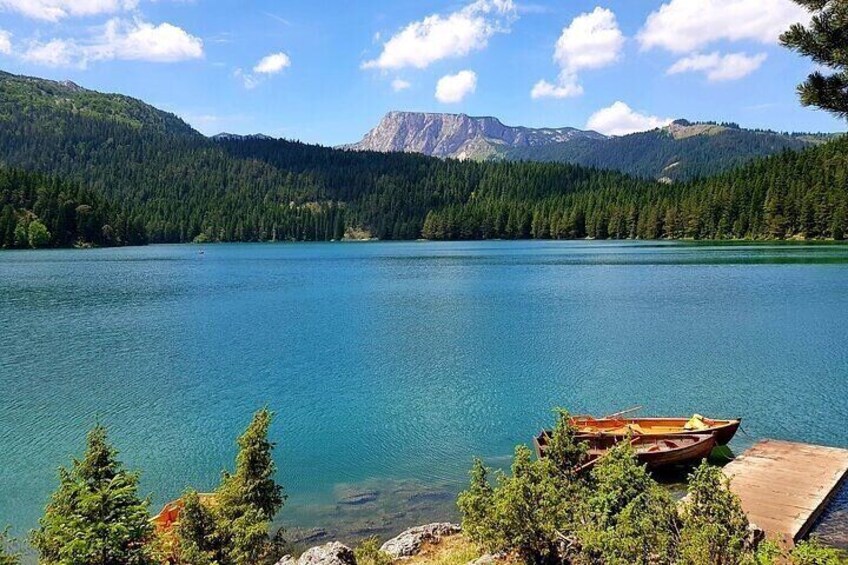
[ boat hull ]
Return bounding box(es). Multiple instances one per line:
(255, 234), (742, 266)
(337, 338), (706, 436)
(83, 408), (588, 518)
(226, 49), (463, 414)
(534, 432), (717, 470)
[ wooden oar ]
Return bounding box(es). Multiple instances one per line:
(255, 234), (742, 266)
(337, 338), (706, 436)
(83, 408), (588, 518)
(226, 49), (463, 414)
(604, 406), (643, 419)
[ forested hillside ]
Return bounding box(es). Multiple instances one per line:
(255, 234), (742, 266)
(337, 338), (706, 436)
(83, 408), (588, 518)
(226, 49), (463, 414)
(0, 167), (146, 248)
(421, 139), (848, 241)
(505, 121), (828, 181)
(0, 70), (846, 247)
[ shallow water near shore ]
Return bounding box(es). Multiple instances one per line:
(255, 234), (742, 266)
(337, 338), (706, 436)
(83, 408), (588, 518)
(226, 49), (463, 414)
(1, 241), (847, 547)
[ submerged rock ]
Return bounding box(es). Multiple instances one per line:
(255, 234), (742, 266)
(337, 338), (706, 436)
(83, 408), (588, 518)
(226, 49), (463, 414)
(338, 490), (380, 506)
(379, 522), (461, 558)
(297, 542), (356, 565)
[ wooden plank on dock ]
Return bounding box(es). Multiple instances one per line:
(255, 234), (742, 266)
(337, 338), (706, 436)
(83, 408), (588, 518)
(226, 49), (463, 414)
(724, 439), (848, 546)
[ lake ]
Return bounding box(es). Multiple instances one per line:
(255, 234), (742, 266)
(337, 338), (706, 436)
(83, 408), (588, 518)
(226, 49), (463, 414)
(1, 241), (847, 546)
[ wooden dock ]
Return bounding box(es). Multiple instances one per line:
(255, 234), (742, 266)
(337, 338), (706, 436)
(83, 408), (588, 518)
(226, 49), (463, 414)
(724, 439), (848, 547)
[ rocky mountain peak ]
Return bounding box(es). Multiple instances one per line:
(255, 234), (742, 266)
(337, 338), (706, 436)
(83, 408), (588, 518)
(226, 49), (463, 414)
(345, 111), (606, 160)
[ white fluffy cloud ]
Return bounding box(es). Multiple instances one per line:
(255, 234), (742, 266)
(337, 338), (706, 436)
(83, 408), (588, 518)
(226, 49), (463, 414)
(0, 0), (139, 21)
(22, 39), (78, 66)
(586, 101), (672, 136)
(668, 51), (767, 82)
(22, 18), (203, 67)
(362, 0), (516, 70)
(391, 78), (411, 92)
(435, 70), (477, 103)
(91, 19), (203, 62)
(530, 78), (582, 100)
(235, 52), (291, 89)
(253, 52), (291, 74)
(532, 7), (624, 100)
(0, 30), (11, 55)
(638, 0), (807, 53)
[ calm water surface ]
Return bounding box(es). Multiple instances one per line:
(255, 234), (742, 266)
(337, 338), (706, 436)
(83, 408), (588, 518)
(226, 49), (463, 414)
(1, 241), (847, 545)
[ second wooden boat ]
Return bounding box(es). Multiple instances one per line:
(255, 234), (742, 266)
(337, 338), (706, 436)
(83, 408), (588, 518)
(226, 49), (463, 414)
(534, 431), (717, 470)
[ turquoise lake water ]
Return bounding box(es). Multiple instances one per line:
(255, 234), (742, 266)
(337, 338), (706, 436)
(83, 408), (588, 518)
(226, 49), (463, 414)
(1, 241), (847, 545)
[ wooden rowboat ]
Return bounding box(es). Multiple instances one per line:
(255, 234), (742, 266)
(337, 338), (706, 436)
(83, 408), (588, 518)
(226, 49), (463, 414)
(570, 415), (741, 446)
(151, 493), (216, 533)
(534, 432), (717, 470)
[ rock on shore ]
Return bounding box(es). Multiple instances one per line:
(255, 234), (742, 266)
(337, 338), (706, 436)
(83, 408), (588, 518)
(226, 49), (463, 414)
(276, 522), (462, 565)
(379, 523), (461, 559)
(277, 542), (356, 565)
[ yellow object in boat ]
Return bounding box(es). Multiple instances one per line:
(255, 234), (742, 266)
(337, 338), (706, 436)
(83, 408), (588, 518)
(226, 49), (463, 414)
(684, 414), (710, 431)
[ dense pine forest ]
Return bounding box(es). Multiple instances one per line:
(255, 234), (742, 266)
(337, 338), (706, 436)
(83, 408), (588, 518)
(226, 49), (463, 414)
(0, 70), (846, 248)
(421, 139), (848, 241)
(0, 167), (146, 249)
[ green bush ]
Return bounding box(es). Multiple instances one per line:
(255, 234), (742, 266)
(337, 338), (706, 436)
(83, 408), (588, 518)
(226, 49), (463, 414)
(27, 219), (51, 248)
(0, 528), (20, 565)
(789, 538), (847, 565)
(456, 408), (839, 565)
(30, 425), (155, 565)
(678, 461), (751, 565)
(354, 536), (393, 565)
(577, 443), (680, 564)
(458, 409), (588, 564)
(172, 408), (287, 565)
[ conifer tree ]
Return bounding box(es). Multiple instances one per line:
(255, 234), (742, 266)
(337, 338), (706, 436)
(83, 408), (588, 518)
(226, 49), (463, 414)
(31, 425), (154, 565)
(678, 461), (750, 565)
(456, 459), (495, 547)
(173, 491), (220, 565)
(215, 408), (285, 565)
(781, 0), (848, 119)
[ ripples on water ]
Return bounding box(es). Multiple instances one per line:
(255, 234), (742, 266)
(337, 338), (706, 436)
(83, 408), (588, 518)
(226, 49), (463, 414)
(1, 241), (847, 546)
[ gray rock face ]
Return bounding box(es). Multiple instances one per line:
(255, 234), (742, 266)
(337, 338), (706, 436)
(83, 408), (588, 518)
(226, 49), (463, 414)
(275, 556), (297, 565)
(296, 542), (356, 565)
(345, 112), (606, 160)
(379, 522), (461, 558)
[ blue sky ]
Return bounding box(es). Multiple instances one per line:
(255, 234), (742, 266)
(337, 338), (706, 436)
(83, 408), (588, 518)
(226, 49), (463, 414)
(0, 0), (844, 145)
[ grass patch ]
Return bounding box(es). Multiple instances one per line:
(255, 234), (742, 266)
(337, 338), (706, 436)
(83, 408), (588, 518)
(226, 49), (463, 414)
(405, 535), (482, 565)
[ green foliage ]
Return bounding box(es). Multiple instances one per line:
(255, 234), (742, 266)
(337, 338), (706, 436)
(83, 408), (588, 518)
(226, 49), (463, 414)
(744, 540), (781, 565)
(489, 445), (574, 564)
(0, 528), (20, 565)
(0, 167), (145, 249)
(458, 408), (833, 565)
(789, 538), (848, 565)
(173, 408), (286, 565)
(219, 408), (285, 520)
(678, 461), (750, 565)
(353, 536), (393, 565)
(30, 424), (154, 565)
(27, 219), (51, 248)
(457, 459), (496, 546)
(781, 1), (848, 120)
(173, 491), (221, 565)
(543, 409), (587, 477)
(457, 410), (584, 564)
(577, 443), (680, 565)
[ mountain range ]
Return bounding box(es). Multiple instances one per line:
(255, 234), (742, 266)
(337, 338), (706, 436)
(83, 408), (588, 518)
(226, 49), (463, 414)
(347, 112), (832, 181)
(0, 69), (845, 247)
(342, 111), (606, 160)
